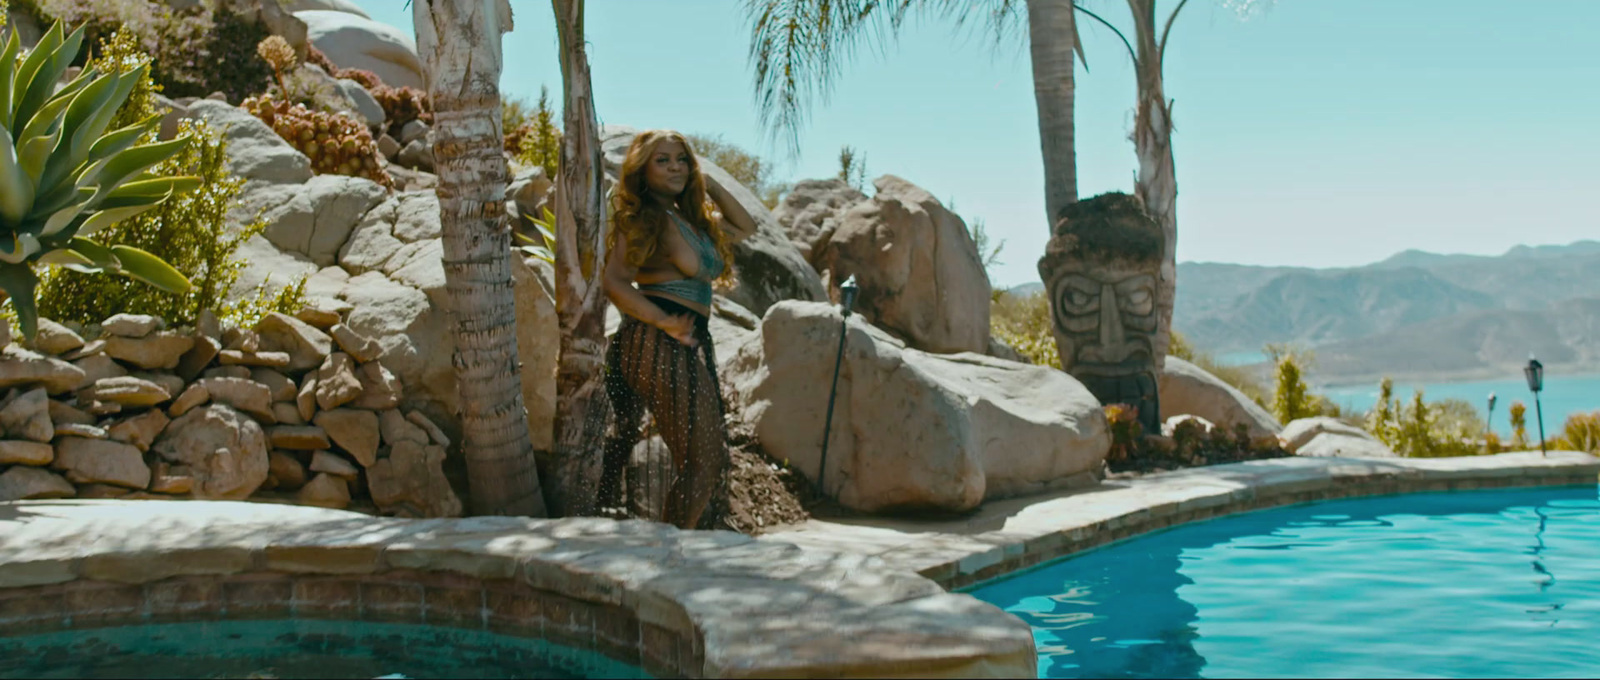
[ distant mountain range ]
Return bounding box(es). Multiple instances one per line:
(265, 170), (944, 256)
(1007, 240), (1600, 382)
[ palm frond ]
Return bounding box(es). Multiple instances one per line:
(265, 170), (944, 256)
(743, 0), (1018, 158)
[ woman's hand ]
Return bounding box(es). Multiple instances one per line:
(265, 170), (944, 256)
(656, 313), (699, 348)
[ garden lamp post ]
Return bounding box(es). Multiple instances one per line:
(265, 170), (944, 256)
(1523, 356), (1546, 456)
(818, 275), (859, 494)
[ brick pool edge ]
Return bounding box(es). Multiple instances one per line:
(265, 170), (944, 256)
(0, 502), (1036, 679)
(763, 451), (1600, 592)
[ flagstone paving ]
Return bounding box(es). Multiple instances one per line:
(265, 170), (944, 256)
(0, 501), (1033, 678)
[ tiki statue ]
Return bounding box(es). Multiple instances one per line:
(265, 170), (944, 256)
(1036, 193), (1166, 435)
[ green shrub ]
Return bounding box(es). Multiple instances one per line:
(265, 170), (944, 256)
(1509, 401), (1530, 450)
(508, 86), (560, 178)
(989, 289), (1058, 367)
(1266, 343), (1320, 423)
(0, 20), (195, 338)
(37, 115), (303, 329)
(1364, 380), (1486, 457)
(1552, 411), (1600, 453)
(837, 144), (866, 191)
(25, 0), (272, 103)
(28, 27), (298, 328)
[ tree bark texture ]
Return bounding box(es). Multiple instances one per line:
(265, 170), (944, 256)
(1127, 0), (1178, 370)
(1026, 0), (1079, 224)
(414, 0), (548, 517)
(547, 0), (611, 518)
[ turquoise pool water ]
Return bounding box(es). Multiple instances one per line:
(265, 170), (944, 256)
(968, 486), (1600, 679)
(0, 619), (651, 679)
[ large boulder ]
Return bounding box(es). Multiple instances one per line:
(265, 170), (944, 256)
(724, 301), (1109, 513)
(772, 178), (868, 265)
(1280, 416), (1379, 453)
(599, 126), (825, 318)
(279, 0), (370, 18)
(296, 10), (426, 90)
(1297, 432), (1399, 458)
(153, 404), (272, 499)
(185, 99), (313, 186)
(249, 175), (389, 266)
(815, 176), (990, 355)
(1159, 356), (1282, 439)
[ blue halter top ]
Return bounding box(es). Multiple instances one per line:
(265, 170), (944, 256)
(638, 210), (724, 310)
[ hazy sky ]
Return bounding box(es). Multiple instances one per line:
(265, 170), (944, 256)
(353, 0), (1599, 288)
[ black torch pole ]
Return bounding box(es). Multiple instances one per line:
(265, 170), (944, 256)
(818, 276), (858, 494)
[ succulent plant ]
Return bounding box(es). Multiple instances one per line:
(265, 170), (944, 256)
(373, 84), (432, 138)
(256, 35), (297, 91)
(241, 93), (392, 187)
(0, 20), (196, 339)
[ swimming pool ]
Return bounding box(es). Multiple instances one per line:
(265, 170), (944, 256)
(968, 486), (1600, 679)
(0, 619), (651, 679)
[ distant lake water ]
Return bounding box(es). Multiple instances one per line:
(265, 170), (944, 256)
(1319, 374), (1600, 438)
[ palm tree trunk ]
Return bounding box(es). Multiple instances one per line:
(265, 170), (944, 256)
(547, 0), (609, 518)
(1025, 0), (1079, 222)
(413, 0), (547, 517)
(1128, 0), (1179, 369)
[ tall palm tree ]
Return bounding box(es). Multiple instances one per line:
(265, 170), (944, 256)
(546, 0), (610, 518)
(1075, 0), (1189, 369)
(745, 0), (1085, 222)
(414, 0), (548, 517)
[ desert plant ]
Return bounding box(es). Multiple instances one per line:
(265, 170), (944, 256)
(255, 36), (349, 116)
(241, 93), (391, 187)
(1554, 411), (1600, 453)
(515, 207), (556, 264)
(989, 289), (1058, 367)
(257, 34), (294, 93)
(1509, 401), (1530, 450)
(837, 144), (866, 190)
(1266, 343), (1317, 423)
(0, 20), (194, 339)
(373, 84), (431, 138)
(37, 116), (304, 328)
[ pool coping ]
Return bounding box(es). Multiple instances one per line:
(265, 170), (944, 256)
(0, 501), (1035, 679)
(759, 451), (1600, 591)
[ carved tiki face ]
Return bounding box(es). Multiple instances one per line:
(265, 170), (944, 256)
(1037, 193), (1165, 435)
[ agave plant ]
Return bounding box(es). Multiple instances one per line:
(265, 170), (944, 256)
(0, 20), (196, 340)
(514, 207), (556, 263)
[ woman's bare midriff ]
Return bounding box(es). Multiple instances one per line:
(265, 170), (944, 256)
(639, 289), (710, 319)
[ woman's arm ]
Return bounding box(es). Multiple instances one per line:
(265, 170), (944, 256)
(704, 181), (758, 244)
(603, 235), (698, 346)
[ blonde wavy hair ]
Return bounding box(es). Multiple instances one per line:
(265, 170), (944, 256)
(606, 129), (736, 286)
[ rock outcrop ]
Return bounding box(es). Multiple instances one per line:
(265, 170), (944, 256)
(724, 301), (1109, 513)
(1159, 356), (1283, 439)
(295, 10), (427, 90)
(815, 176), (991, 355)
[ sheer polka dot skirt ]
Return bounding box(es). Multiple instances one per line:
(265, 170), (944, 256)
(598, 303), (730, 530)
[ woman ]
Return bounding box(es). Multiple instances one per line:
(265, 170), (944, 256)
(599, 129), (754, 529)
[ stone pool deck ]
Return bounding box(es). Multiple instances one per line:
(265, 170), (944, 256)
(0, 501), (1034, 678)
(761, 451), (1600, 590)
